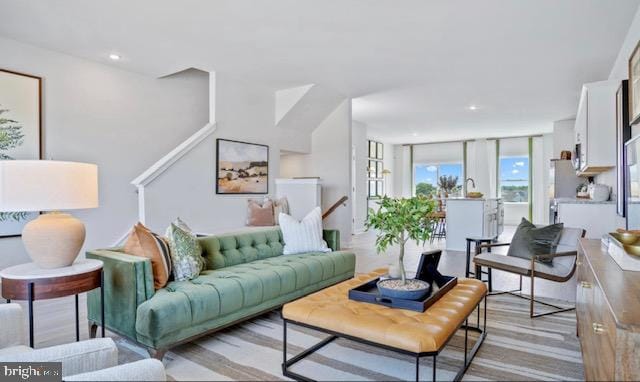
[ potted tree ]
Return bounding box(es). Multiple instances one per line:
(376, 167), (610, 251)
(366, 196), (436, 300)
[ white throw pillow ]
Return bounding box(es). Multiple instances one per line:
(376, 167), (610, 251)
(279, 207), (332, 255)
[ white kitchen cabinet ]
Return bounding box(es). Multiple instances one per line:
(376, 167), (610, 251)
(556, 202), (616, 239)
(446, 198), (503, 251)
(574, 80), (618, 175)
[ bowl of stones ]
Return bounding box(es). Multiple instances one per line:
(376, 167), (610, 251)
(377, 278), (431, 301)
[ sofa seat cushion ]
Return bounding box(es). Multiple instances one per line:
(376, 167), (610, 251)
(135, 250), (355, 340)
(474, 252), (573, 281)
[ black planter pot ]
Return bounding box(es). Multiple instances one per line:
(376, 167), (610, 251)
(377, 278), (431, 301)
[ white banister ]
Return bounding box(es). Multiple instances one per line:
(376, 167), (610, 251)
(130, 122), (218, 223)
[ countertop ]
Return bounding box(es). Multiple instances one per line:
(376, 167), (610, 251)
(446, 197), (501, 201)
(554, 197), (615, 205)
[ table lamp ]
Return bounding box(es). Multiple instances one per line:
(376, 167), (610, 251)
(0, 160), (98, 268)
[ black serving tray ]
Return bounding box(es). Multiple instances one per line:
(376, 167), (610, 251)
(349, 272), (457, 312)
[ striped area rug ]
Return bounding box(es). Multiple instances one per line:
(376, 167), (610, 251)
(116, 293), (584, 381)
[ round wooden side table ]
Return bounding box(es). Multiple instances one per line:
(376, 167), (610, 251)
(0, 259), (105, 347)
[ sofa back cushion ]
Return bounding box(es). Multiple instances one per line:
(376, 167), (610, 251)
(198, 227), (284, 270)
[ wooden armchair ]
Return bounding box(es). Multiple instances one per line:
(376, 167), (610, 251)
(472, 227), (586, 318)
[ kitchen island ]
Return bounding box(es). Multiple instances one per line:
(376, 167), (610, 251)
(445, 198), (504, 251)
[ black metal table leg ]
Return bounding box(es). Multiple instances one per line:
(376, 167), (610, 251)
(432, 355), (437, 382)
(415, 355), (420, 382)
(101, 269), (105, 337)
(484, 295), (488, 333)
(464, 318), (468, 365)
(465, 240), (471, 277)
(28, 282), (34, 348)
(75, 294), (80, 341)
(283, 319), (287, 369)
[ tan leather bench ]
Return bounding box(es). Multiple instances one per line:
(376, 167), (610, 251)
(281, 269), (487, 382)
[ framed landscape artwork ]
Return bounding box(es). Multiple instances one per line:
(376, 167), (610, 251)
(0, 69), (42, 237)
(629, 41), (640, 125)
(216, 139), (269, 194)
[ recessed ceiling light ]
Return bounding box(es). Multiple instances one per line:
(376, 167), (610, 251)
(468, 105), (478, 111)
(109, 53), (121, 61)
(412, 132), (419, 137)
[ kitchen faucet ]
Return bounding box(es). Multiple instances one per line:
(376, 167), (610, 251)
(465, 178), (475, 195)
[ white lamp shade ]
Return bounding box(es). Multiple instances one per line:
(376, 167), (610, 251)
(0, 160), (98, 212)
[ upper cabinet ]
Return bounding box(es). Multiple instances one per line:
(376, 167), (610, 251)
(574, 80), (618, 176)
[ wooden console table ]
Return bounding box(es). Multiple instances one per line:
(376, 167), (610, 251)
(577, 239), (640, 381)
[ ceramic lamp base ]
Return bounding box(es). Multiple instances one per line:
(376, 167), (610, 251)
(22, 212), (86, 268)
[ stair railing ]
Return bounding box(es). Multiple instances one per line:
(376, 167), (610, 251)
(322, 195), (349, 220)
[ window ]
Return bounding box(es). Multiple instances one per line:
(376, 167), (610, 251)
(499, 156), (529, 202)
(368, 140), (384, 198)
(414, 163), (463, 197)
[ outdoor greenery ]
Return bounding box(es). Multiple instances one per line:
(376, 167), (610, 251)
(0, 107), (27, 222)
(365, 196), (436, 283)
(415, 182), (437, 196)
(500, 185), (528, 203)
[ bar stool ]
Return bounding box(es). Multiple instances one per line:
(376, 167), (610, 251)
(465, 236), (494, 292)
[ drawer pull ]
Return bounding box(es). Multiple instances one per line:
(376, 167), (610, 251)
(581, 281), (592, 289)
(592, 323), (606, 334)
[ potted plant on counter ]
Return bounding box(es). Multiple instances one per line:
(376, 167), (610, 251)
(438, 175), (459, 198)
(366, 196), (436, 300)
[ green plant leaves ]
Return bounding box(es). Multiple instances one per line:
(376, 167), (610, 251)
(365, 195), (437, 254)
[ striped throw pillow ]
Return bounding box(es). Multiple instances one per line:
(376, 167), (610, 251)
(124, 223), (173, 289)
(279, 207), (332, 255)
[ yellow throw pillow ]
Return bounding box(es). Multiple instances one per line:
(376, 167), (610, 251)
(124, 223), (172, 289)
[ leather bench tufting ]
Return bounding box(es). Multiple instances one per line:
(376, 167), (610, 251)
(281, 269), (488, 381)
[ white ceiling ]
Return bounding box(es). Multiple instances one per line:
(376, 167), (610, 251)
(1, 0), (638, 143)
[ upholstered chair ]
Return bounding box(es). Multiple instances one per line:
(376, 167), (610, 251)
(0, 303), (165, 381)
(472, 227), (586, 318)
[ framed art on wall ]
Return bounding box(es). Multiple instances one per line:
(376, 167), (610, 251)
(0, 69), (42, 237)
(629, 41), (640, 125)
(216, 139), (269, 194)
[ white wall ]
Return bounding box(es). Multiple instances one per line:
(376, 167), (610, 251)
(144, 72), (277, 234)
(305, 100), (353, 245)
(279, 152), (307, 178)
(552, 119), (576, 158)
(277, 101), (353, 245)
(0, 37), (209, 270)
(352, 120), (368, 233)
(393, 145), (412, 197)
(610, 5), (640, 82)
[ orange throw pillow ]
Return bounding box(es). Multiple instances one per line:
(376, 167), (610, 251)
(124, 223), (172, 289)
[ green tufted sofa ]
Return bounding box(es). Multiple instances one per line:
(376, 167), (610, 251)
(86, 227), (355, 359)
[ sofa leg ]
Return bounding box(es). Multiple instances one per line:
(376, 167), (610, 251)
(88, 322), (98, 339)
(148, 348), (167, 361)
